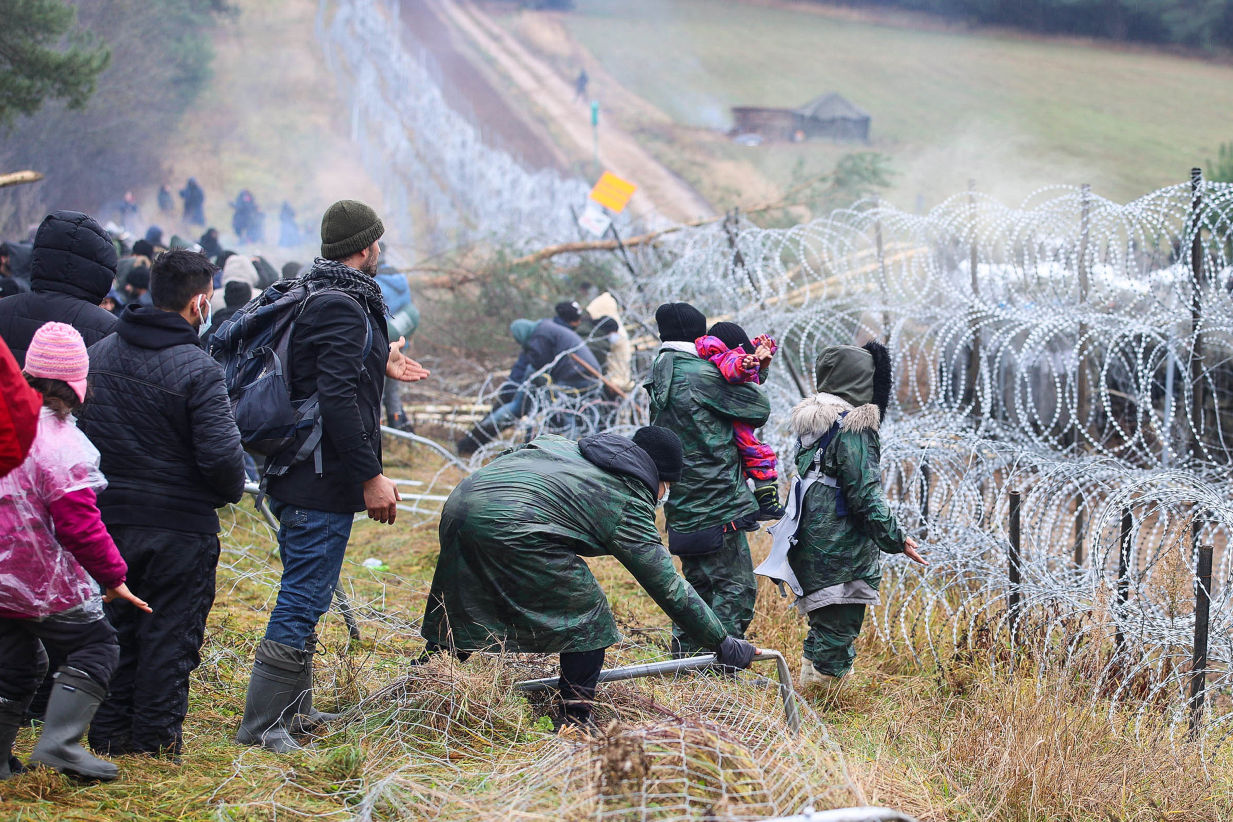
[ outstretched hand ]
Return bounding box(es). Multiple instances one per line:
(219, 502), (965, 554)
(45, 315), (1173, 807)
(104, 583), (152, 613)
(903, 535), (928, 566)
(387, 336), (431, 383)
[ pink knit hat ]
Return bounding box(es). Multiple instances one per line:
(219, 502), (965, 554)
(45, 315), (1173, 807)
(24, 322), (89, 402)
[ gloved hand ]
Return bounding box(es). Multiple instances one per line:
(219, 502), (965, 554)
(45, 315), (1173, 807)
(715, 636), (757, 670)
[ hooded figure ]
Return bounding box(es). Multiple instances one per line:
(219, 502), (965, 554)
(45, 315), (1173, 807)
(758, 341), (920, 687)
(585, 292), (634, 394)
(212, 254), (259, 311)
(422, 429), (756, 728)
(456, 316), (601, 456)
(0, 211), (119, 366)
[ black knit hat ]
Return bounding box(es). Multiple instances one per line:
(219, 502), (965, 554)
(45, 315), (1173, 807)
(320, 200), (385, 260)
(655, 302), (706, 342)
(555, 300), (582, 324)
(126, 265), (150, 290)
(708, 321), (754, 354)
(224, 279), (253, 307)
(632, 426), (683, 483)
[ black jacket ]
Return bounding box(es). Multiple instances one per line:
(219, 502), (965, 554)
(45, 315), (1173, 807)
(0, 211), (118, 366)
(264, 291), (388, 513)
(78, 305), (246, 533)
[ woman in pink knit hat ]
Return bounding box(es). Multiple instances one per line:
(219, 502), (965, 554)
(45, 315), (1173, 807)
(0, 322), (150, 783)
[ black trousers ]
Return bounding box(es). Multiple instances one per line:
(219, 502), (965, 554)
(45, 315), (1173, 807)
(558, 648), (606, 722)
(0, 614), (118, 700)
(88, 526), (220, 756)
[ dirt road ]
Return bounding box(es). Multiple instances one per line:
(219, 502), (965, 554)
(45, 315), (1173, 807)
(431, 0), (715, 225)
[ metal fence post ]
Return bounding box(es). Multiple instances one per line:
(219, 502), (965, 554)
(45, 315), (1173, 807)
(1189, 544), (1213, 737)
(1008, 490), (1022, 640)
(1114, 508), (1131, 653)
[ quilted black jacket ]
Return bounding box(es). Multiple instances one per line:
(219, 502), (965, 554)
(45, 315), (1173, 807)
(78, 305), (246, 533)
(0, 211), (118, 366)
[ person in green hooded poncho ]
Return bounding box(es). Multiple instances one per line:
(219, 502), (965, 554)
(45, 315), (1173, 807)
(422, 426), (758, 729)
(764, 341), (927, 687)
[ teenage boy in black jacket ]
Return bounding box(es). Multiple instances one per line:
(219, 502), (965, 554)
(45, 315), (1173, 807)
(78, 249), (246, 757)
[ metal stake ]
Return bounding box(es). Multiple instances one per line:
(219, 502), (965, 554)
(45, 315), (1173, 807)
(1189, 544), (1213, 737)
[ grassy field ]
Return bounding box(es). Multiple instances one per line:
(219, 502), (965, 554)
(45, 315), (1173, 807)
(517, 0), (1233, 210)
(4, 434), (1228, 820)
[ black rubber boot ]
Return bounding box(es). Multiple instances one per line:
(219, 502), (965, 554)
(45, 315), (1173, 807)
(235, 639), (308, 753)
(29, 668), (117, 781)
(456, 413), (503, 457)
(0, 692), (32, 780)
(753, 480), (785, 521)
(289, 639), (340, 736)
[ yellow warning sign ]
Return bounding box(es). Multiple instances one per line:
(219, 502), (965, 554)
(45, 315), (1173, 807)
(588, 172), (637, 214)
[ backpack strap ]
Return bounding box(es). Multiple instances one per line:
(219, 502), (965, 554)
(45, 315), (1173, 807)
(803, 410), (849, 517)
(259, 290), (377, 484)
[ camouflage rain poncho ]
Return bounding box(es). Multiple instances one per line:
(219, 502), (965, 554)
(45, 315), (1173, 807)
(421, 434), (728, 654)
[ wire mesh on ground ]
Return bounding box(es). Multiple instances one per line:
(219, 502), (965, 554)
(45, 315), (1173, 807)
(213, 494), (859, 820)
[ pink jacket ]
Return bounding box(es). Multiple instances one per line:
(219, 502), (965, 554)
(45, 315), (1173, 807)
(0, 408), (127, 619)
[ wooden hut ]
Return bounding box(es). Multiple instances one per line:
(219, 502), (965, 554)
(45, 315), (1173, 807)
(730, 92), (870, 143)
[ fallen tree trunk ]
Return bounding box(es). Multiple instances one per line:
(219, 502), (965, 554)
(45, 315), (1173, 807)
(0, 170), (45, 189)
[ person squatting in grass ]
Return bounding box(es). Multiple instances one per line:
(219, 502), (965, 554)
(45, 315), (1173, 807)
(0, 323), (151, 783)
(645, 303), (770, 657)
(235, 200), (430, 753)
(695, 321), (785, 520)
(778, 341), (927, 687)
(420, 426), (758, 730)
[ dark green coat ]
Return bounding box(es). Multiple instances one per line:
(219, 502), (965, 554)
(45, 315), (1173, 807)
(644, 349), (770, 532)
(420, 434), (728, 654)
(787, 395), (905, 595)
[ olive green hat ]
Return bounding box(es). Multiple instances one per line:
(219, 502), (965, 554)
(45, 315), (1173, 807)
(320, 199), (385, 260)
(510, 319), (537, 346)
(814, 344), (874, 407)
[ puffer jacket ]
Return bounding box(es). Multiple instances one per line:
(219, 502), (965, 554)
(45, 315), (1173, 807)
(77, 305), (246, 533)
(0, 211), (118, 366)
(645, 347), (769, 533)
(786, 392), (905, 596)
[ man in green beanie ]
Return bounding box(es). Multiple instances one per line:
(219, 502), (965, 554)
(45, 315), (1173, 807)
(236, 200), (430, 752)
(760, 341), (925, 689)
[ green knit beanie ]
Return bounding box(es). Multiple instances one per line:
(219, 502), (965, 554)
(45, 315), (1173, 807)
(814, 344), (874, 407)
(320, 200), (385, 260)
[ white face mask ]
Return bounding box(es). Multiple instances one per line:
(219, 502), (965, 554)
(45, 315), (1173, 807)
(657, 485), (671, 508)
(196, 295), (213, 337)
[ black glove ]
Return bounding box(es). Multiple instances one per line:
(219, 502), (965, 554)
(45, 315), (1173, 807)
(715, 636), (756, 670)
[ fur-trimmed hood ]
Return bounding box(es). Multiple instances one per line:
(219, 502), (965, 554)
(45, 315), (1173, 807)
(789, 392), (881, 446)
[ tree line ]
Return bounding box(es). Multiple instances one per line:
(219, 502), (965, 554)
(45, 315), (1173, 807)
(820, 0), (1233, 51)
(0, 0), (226, 236)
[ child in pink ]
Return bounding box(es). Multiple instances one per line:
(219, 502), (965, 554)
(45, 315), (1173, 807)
(696, 322), (783, 520)
(0, 322), (149, 783)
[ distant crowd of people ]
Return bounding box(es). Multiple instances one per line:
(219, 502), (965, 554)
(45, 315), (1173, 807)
(111, 178), (304, 251)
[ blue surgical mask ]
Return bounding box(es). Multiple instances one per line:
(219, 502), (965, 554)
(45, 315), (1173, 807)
(197, 295), (213, 338)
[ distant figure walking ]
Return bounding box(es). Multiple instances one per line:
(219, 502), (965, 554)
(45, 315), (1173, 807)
(574, 68), (589, 102)
(232, 190), (264, 244)
(179, 178), (205, 226)
(157, 185), (175, 216)
(279, 202), (300, 247)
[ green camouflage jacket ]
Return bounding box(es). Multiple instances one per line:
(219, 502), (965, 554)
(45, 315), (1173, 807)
(644, 348), (770, 533)
(420, 433), (728, 653)
(786, 393), (905, 594)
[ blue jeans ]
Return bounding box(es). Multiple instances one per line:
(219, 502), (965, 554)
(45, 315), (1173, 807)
(264, 498), (354, 649)
(489, 386), (531, 428)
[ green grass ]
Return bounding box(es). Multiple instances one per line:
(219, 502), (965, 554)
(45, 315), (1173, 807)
(559, 0), (1233, 208)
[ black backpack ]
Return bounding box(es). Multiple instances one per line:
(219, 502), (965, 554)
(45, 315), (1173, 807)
(210, 279), (372, 481)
